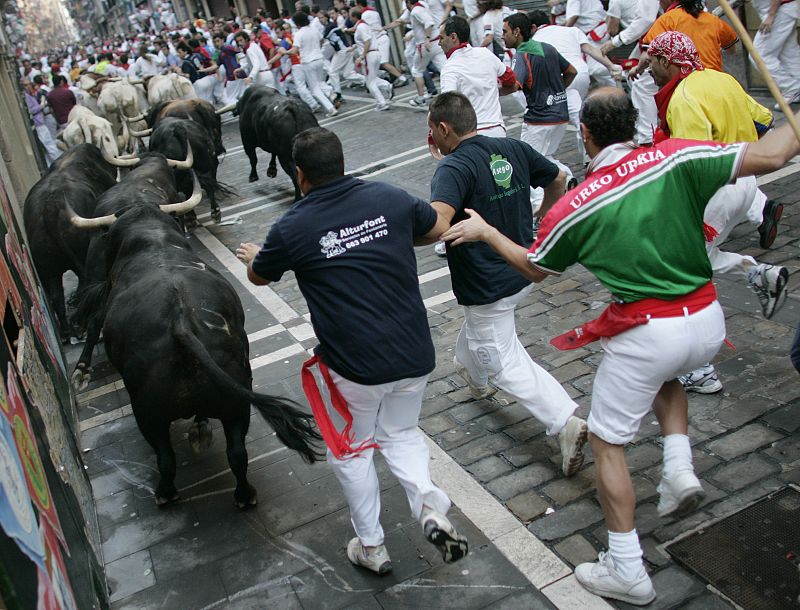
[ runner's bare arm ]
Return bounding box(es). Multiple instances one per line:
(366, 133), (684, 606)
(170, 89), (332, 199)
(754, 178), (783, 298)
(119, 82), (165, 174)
(441, 210), (550, 283)
(236, 242), (271, 286)
(415, 201), (456, 245)
(738, 111), (800, 176)
(562, 64), (577, 88)
(538, 170), (567, 218)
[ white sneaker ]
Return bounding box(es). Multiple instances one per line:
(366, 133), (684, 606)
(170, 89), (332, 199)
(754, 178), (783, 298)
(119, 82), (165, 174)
(558, 416), (588, 477)
(678, 364), (723, 394)
(434, 240), (447, 256)
(657, 468), (705, 519)
(453, 356), (497, 400)
(575, 552), (656, 606)
(420, 508), (468, 563)
(325, 108), (339, 118)
(346, 538), (392, 574)
(375, 103), (390, 112)
(749, 263), (789, 319)
(394, 75), (409, 87)
(408, 95), (429, 109)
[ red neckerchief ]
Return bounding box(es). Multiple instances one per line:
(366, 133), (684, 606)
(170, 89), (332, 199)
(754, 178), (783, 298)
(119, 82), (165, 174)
(653, 72), (687, 138)
(445, 42), (469, 58)
(356, 19), (366, 26)
(666, 2), (680, 10)
(363, 5), (375, 10)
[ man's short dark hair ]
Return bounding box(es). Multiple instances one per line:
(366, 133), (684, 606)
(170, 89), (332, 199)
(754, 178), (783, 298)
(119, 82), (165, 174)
(527, 10), (549, 27)
(443, 16), (470, 44)
(428, 91), (477, 136)
(356, 0), (368, 6)
(504, 13), (531, 41)
(293, 128), (345, 186)
(52, 74), (64, 86)
(293, 11), (310, 26)
(33, 74), (43, 85)
(580, 90), (638, 149)
(301, 4), (311, 14)
(177, 42), (192, 54)
(350, 7), (362, 19)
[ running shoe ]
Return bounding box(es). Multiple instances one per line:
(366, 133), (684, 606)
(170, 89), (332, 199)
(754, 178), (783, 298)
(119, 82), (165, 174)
(394, 75), (409, 87)
(758, 200), (783, 249)
(453, 356), (497, 400)
(575, 552), (656, 606)
(408, 95), (429, 109)
(749, 263), (789, 319)
(558, 416), (588, 477)
(420, 508), (468, 563)
(434, 241), (447, 256)
(679, 364), (723, 394)
(325, 108), (339, 118)
(375, 103), (390, 112)
(657, 468), (705, 519)
(566, 176), (578, 191)
(346, 538), (392, 574)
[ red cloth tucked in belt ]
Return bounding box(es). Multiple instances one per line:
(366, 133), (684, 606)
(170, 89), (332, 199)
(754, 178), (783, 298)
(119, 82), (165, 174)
(550, 282), (717, 350)
(301, 355), (380, 460)
(587, 20), (607, 42)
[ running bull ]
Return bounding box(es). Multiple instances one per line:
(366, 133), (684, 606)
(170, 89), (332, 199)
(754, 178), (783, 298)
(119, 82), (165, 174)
(68, 178), (320, 506)
(23, 143), (117, 339)
(232, 85), (318, 201)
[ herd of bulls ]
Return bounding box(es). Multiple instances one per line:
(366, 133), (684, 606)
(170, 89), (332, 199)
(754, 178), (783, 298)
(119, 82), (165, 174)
(23, 83), (324, 507)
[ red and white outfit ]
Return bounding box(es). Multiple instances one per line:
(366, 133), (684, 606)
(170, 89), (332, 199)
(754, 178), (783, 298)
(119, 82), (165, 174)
(295, 24), (336, 113)
(242, 41), (275, 89)
(354, 20), (391, 107)
(565, 0), (615, 87)
(401, 2), (446, 77)
(440, 43), (513, 137)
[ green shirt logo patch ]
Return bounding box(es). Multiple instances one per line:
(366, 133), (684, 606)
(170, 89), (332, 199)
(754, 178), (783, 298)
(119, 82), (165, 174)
(490, 154), (513, 189)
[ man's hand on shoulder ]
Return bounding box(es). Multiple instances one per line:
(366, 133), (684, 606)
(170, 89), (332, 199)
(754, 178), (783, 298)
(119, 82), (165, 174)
(440, 209), (495, 246)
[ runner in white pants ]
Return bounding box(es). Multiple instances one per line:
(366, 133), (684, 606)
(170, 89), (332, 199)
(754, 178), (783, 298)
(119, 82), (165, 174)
(352, 8), (392, 110)
(565, 0), (616, 87)
(751, 0), (800, 106)
(290, 12), (337, 117)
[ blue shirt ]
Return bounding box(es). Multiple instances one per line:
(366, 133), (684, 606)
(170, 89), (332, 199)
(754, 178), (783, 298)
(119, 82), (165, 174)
(253, 176), (437, 385)
(431, 135), (558, 306)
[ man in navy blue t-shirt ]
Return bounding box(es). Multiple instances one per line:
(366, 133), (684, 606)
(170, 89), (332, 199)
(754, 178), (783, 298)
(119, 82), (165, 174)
(236, 128), (468, 574)
(428, 92), (588, 478)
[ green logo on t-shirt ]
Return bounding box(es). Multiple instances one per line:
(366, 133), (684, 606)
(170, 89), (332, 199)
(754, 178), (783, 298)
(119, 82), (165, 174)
(490, 154), (513, 189)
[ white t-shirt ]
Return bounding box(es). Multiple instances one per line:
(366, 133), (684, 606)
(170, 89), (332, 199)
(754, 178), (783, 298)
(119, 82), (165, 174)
(295, 25), (324, 63)
(133, 54), (161, 77)
(481, 9), (505, 50)
(565, 0), (606, 34)
(606, 0), (640, 30)
(533, 24), (589, 74)
(401, 5), (436, 44)
(462, 0), (479, 19)
(440, 45), (506, 129)
(426, 0), (445, 25)
(245, 42), (269, 77)
(353, 21), (376, 55)
(361, 6), (388, 39)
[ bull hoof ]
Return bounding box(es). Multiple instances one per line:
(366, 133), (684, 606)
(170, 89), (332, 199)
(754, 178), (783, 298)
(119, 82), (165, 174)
(234, 484), (257, 509)
(71, 365), (92, 392)
(248, 174), (259, 183)
(211, 208), (222, 224)
(188, 421), (213, 453)
(266, 167), (277, 178)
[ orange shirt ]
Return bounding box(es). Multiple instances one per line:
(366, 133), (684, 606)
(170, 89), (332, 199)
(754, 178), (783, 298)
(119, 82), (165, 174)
(643, 8), (738, 72)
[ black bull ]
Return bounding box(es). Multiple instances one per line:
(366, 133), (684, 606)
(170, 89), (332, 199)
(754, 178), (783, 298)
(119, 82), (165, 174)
(23, 144), (117, 339)
(69, 194), (320, 507)
(236, 85), (319, 201)
(149, 117), (229, 223)
(144, 98), (225, 157)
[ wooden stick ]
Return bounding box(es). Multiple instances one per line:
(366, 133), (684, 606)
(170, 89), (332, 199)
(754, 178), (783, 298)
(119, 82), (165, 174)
(715, 0), (800, 143)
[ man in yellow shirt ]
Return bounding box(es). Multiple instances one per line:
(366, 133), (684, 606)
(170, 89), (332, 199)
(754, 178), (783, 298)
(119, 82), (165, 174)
(648, 30), (787, 393)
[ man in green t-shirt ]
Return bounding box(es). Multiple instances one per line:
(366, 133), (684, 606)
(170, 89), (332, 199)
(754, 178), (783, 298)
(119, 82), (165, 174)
(440, 87), (800, 606)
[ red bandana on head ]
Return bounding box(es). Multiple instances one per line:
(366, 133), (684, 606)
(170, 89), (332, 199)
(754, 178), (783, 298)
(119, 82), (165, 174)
(648, 30), (704, 77)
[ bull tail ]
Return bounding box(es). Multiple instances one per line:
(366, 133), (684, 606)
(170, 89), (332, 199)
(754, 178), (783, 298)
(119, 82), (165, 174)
(172, 312), (321, 463)
(69, 280), (108, 329)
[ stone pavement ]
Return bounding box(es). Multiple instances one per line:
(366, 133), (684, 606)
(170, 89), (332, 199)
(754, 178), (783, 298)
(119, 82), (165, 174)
(68, 79), (800, 610)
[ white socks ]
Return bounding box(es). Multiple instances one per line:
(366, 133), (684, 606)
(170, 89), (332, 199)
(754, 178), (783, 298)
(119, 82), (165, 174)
(663, 433), (693, 479)
(608, 529), (644, 581)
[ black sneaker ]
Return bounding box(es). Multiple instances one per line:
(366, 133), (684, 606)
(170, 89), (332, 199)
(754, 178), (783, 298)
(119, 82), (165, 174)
(566, 177), (578, 191)
(758, 200), (783, 249)
(421, 509), (468, 563)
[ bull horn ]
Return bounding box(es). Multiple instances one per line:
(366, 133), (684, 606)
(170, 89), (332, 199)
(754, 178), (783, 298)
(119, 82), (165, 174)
(107, 76), (121, 82)
(159, 172), (202, 214)
(129, 127), (153, 138)
(128, 79), (144, 85)
(166, 143), (193, 170)
(215, 103), (237, 115)
(117, 152), (139, 159)
(102, 148), (141, 167)
(66, 200), (117, 229)
(124, 113), (145, 123)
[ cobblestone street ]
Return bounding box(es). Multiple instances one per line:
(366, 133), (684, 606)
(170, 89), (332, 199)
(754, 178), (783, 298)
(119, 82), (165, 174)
(69, 80), (800, 609)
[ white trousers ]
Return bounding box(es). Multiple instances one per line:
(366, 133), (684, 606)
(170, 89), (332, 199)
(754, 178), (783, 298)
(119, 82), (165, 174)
(328, 49), (365, 94)
(365, 51), (390, 105)
(455, 285), (577, 435)
(252, 69), (275, 89)
(752, 3), (800, 98)
(590, 301), (725, 445)
(588, 57), (616, 88)
(377, 35), (391, 65)
(192, 75), (215, 104)
(223, 78), (247, 104)
(412, 43), (446, 78)
(477, 124), (507, 138)
(212, 71), (227, 105)
(631, 72), (658, 144)
(520, 122), (573, 210)
(705, 176), (766, 279)
(327, 370), (451, 547)
(291, 64), (321, 111)
(567, 71), (590, 159)
(301, 59), (334, 112)
(35, 123), (61, 165)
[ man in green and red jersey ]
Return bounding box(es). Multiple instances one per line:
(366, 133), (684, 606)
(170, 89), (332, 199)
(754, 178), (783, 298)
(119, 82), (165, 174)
(440, 87), (800, 605)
